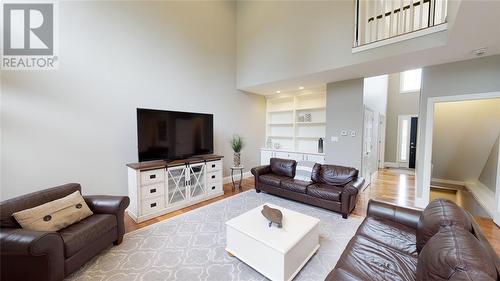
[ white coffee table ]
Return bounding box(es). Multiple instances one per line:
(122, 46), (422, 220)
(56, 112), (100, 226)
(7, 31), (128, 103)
(225, 203), (320, 281)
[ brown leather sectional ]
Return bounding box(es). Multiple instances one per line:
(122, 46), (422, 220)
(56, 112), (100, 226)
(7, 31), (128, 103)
(0, 183), (130, 281)
(326, 199), (500, 281)
(251, 158), (364, 218)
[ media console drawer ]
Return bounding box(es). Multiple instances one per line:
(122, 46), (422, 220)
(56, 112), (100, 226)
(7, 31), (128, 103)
(141, 196), (165, 215)
(206, 160), (222, 172)
(141, 183), (164, 200)
(140, 169), (165, 186)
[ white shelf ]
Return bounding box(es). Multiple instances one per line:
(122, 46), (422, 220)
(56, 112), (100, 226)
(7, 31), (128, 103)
(268, 123), (294, 126)
(296, 106), (326, 111)
(268, 109), (294, 113)
(296, 136), (325, 140)
(295, 122), (325, 125)
(266, 91), (326, 152)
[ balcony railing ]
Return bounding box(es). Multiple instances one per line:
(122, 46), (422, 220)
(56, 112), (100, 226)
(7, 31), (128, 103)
(354, 0), (447, 48)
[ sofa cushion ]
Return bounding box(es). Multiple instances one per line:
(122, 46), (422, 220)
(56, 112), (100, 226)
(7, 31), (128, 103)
(270, 158), (296, 178)
(416, 199), (472, 252)
(357, 217), (418, 257)
(60, 214), (117, 257)
(12, 190), (93, 232)
(306, 184), (343, 201)
(259, 174), (288, 186)
(311, 164), (358, 185)
(333, 235), (417, 281)
(281, 179), (312, 194)
(416, 225), (497, 281)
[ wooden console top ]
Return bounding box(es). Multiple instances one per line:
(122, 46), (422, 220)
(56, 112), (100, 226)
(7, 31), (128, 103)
(126, 154), (224, 171)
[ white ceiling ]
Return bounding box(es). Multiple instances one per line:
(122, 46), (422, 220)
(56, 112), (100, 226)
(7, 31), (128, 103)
(240, 0), (500, 95)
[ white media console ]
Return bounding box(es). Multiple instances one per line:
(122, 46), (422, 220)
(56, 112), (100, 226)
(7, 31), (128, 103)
(126, 155), (224, 223)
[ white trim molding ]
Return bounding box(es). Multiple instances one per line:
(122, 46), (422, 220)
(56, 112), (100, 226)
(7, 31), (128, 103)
(417, 91), (500, 210)
(431, 178), (466, 187)
(465, 180), (499, 220)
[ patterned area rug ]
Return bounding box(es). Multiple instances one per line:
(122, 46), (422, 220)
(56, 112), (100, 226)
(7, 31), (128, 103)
(67, 191), (363, 281)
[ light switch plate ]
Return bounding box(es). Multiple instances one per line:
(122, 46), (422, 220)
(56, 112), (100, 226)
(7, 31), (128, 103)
(350, 130), (356, 137)
(341, 130), (347, 136)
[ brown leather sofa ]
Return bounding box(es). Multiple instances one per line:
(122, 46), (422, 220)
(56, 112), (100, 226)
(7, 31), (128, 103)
(251, 158), (364, 218)
(0, 183), (130, 281)
(326, 199), (500, 281)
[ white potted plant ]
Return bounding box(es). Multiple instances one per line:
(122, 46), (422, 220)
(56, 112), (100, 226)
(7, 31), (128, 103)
(231, 134), (244, 167)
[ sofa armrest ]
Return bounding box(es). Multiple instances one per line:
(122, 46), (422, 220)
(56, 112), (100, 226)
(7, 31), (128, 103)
(84, 195), (130, 245)
(251, 165), (271, 177)
(340, 177), (365, 217)
(251, 165), (271, 191)
(367, 199), (422, 230)
(0, 228), (64, 281)
(84, 195), (130, 215)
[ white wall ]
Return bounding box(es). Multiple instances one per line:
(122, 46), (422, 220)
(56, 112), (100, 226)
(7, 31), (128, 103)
(363, 75), (388, 173)
(326, 79), (364, 170)
(416, 55), (500, 207)
(479, 135), (499, 193)
(432, 99), (500, 182)
(0, 1), (266, 200)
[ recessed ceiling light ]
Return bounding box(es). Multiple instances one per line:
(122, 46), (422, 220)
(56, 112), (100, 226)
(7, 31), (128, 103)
(299, 87), (304, 90)
(276, 90), (281, 94)
(472, 47), (487, 56)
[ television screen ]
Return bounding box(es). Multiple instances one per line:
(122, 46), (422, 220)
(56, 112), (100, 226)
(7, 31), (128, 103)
(137, 108), (213, 162)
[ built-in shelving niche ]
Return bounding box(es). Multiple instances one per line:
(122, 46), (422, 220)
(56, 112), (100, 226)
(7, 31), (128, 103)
(266, 90), (326, 153)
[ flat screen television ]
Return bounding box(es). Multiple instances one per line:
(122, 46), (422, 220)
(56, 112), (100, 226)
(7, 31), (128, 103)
(137, 108), (213, 162)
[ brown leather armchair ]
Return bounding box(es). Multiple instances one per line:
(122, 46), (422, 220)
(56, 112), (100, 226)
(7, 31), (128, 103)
(0, 183), (130, 281)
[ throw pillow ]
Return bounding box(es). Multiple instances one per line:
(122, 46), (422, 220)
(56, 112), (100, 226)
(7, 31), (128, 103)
(13, 190), (93, 232)
(294, 161), (315, 182)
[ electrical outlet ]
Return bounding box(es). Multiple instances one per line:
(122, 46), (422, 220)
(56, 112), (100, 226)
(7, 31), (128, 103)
(350, 130), (356, 137)
(341, 130), (347, 136)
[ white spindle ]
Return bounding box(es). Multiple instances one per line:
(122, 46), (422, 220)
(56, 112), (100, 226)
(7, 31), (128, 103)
(409, 0), (414, 31)
(374, 0), (379, 41)
(389, 0), (395, 36)
(419, 0), (424, 29)
(399, 0), (404, 34)
(440, 0), (447, 24)
(381, 0), (386, 39)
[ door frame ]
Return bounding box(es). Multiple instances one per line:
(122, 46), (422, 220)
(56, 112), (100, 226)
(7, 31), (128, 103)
(396, 114), (418, 168)
(378, 114), (386, 169)
(362, 107), (375, 183)
(418, 91), (500, 220)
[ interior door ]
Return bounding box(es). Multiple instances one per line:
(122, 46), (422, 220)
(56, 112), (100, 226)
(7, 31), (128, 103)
(189, 163), (206, 199)
(408, 117), (418, 169)
(167, 165), (187, 205)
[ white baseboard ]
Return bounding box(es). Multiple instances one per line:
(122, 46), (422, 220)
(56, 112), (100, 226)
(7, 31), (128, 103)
(431, 178), (466, 186)
(464, 180), (497, 219)
(414, 197), (428, 208)
(384, 162), (407, 168)
(223, 171), (252, 184)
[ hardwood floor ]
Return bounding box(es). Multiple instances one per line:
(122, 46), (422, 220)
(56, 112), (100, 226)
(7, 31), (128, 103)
(124, 168), (500, 255)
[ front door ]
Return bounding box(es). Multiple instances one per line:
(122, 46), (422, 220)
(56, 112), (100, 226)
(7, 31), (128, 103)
(408, 117), (418, 169)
